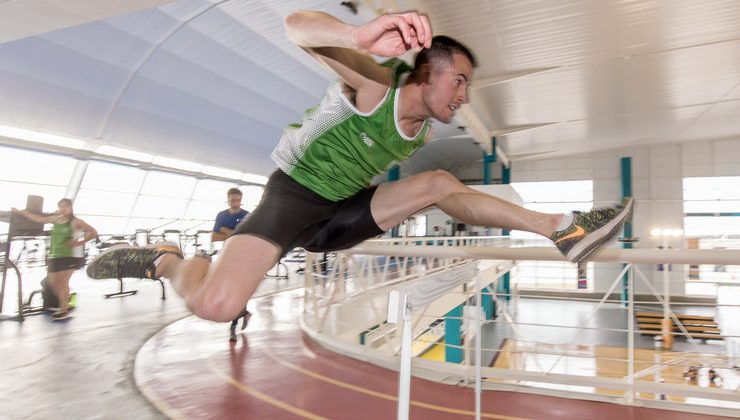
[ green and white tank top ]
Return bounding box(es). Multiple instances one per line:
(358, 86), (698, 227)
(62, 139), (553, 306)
(50, 220), (83, 259)
(271, 59), (430, 201)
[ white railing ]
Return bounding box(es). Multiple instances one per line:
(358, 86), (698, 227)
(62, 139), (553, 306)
(300, 237), (740, 419)
(302, 236), (507, 339)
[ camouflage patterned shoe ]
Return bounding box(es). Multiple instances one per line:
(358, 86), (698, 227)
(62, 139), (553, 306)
(86, 243), (183, 280)
(550, 197), (634, 262)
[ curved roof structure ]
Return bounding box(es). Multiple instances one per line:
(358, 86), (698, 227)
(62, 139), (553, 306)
(1, 0), (739, 176)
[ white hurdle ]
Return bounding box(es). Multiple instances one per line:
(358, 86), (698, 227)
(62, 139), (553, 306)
(353, 243), (739, 265)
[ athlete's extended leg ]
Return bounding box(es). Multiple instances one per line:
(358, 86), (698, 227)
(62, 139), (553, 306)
(371, 170), (562, 235)
(155, 235), (280, 322)
(371, 170), (632, 261)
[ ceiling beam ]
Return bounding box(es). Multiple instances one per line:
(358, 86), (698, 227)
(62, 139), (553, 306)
(474, 67), (560, 89)
(491, 122), (560, 137)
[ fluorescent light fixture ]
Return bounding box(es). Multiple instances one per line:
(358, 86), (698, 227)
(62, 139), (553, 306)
(651, 227), (685, 237)
(0, 124), (85, 149)
(96, 145), (153, 162)
(241, 173), (268, 185)
(203, 165), (241, 179)
(152, 156), (203, 172)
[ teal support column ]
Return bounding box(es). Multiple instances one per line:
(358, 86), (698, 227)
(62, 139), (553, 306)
(388, 165), (401, 237)
(481, 285), (494, 320)
(500, 163), (511, 301)
(388, 165), (400, 182)
(482, 155), (496, 185)
(482, 137), (497, 185)
(501, 164), (511, 236)
(498, 272), (511, 302)
(502, 164), (511, 184)
(481, 139), (500, 310)
(444, 304), (464, 363)
(620, 157), (632, 306)
(620, 157), (633, 243)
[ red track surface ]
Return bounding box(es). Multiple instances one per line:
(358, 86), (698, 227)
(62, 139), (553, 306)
(135, 290), (723, 419)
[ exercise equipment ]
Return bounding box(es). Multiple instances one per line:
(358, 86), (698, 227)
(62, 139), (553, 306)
(24, 277), (77, 314)
(1, 195), (49, 321)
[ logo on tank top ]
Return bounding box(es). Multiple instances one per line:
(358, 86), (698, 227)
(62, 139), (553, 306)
(360, 132), (375, 147)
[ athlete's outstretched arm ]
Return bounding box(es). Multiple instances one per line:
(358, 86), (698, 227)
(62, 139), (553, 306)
(285, 11), (432, 55)
(284, 10), (432, 107)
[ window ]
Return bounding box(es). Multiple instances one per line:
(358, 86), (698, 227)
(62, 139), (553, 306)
(509, 180), (593, 239)
(80, 161), (146, 193)
(75, 162), (146, 235)
(140, 171), (196, 198)
(192, 179), (239, 201)
(398, 215), (427, 237)
(239, 185), (264, 212)
(0, 145), (265, 239)
(683, 177), (740, 295)
(0, 147), (77, 234)
(510, 180), (594, 291)
(0, 146), (75, 186)
(0, 146), (76, 213)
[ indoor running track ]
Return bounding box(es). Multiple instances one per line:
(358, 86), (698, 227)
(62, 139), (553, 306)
(135, 289), (722, 420)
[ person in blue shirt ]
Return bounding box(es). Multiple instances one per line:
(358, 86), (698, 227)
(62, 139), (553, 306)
(212, 188), (249, 243)
(212, 187), (252, 337)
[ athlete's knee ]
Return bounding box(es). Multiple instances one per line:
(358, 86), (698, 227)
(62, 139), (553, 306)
(190, 298), (245, 322)
(418, 169), (463, 198)
(187, 279), (246, 322)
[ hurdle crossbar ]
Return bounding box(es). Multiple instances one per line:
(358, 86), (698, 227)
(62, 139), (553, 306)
(351, 244), (740, 265)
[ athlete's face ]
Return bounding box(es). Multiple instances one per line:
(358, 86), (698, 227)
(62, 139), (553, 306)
(227, 194), (242, 211)
(424, 53), (473, 123)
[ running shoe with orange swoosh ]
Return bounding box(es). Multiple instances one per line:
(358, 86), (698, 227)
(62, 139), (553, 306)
(550, 197), (634, 262)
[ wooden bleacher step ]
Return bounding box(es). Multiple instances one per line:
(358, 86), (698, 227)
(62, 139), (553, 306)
(635, 311), (723, 340)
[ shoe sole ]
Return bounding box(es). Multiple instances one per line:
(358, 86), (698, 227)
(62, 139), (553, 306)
(566, 197), (634, 262)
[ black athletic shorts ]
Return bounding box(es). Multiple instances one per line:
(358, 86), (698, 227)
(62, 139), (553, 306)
(48, 257), (85, 273)
(234, 170), (384, 254)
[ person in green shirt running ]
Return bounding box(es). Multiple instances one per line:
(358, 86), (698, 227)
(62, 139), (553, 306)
(13, 198), (97, 321)
(87, 10), (632, 322)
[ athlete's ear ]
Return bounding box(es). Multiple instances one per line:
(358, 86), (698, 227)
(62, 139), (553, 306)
(414, 62), (433, 84)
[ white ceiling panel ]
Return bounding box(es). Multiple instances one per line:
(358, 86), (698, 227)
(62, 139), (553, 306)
(678, 99), (740, 143)
(0, 68), (114, 137)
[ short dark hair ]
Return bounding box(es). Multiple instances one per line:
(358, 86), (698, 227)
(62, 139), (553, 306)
(227, 187), (242, 197)
(414, 35), (477, 70)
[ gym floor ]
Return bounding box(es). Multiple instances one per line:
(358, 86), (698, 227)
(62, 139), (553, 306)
(0, 266), (302, 419)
